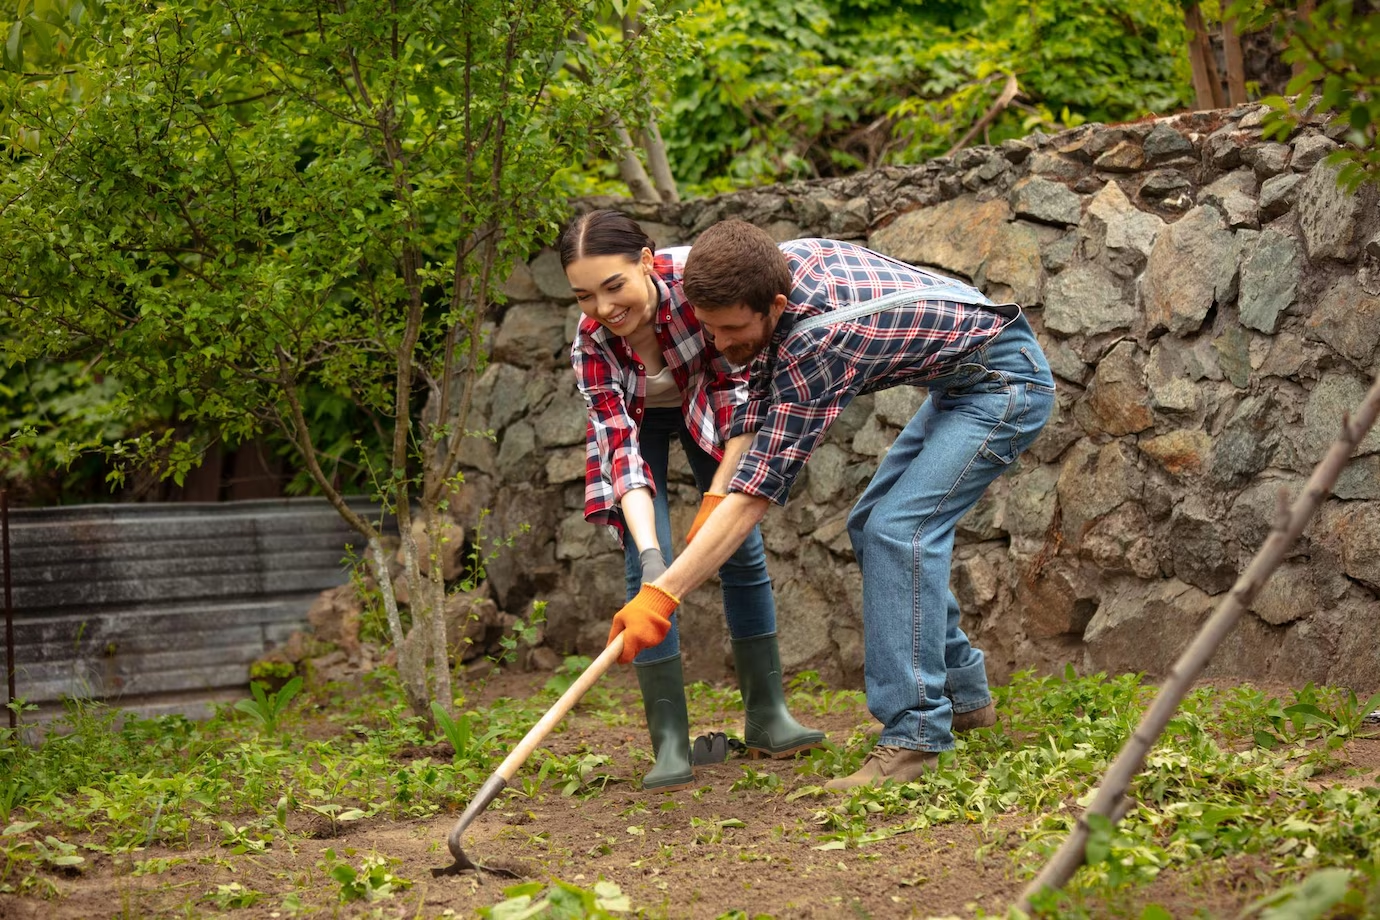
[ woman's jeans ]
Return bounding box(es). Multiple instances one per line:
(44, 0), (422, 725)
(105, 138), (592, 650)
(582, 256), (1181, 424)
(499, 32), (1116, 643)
(624, 407), (776, 664)
(847, 313), (1055, 752)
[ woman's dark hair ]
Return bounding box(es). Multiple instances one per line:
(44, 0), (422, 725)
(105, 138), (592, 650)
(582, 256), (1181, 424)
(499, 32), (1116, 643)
(557, 209), (656, 269)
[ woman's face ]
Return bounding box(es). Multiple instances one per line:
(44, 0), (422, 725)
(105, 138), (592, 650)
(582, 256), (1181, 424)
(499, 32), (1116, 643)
(566, 248), (657, 337)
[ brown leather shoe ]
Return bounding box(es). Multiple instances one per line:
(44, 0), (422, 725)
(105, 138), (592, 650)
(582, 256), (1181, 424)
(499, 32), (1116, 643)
(823, 745), (938, 791)
(952, 701), (996, 733)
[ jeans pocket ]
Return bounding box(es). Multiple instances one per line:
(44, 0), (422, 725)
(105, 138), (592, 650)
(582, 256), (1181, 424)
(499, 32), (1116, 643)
(978, 382), (1055, 466)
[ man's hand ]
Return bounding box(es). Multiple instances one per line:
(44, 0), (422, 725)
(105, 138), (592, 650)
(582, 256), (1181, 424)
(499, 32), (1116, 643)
(686, 492), (726, 543)
(608, 584), (680, 664)
(638, 547), (668, 583)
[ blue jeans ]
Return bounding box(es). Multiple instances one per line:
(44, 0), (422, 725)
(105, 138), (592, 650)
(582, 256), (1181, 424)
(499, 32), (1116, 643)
(624, 407), (776, 664)
(847, 313), (1055, 752)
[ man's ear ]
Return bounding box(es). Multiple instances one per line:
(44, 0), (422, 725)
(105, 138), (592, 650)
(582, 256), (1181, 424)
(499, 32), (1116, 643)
(769, 293), (789, 323)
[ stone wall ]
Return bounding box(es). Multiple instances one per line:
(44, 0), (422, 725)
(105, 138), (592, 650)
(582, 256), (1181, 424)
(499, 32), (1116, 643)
(457, 103), (1380, 692)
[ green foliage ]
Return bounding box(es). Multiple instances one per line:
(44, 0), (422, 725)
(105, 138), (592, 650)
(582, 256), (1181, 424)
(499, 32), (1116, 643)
(1229, 0), (1380, 191)
(659, 0), (1192, 190)
(320, 848), (412, 903)
(233, 677), (303, 736)
(480, 878), (632, 919)
(429, 701), (502, 763)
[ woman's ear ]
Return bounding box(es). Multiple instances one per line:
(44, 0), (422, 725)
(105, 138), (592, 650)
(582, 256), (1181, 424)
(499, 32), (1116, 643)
(640, 247), (655, 274)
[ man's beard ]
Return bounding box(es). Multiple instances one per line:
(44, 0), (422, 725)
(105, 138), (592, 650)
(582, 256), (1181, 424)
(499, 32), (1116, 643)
(720, 328), (771, 366)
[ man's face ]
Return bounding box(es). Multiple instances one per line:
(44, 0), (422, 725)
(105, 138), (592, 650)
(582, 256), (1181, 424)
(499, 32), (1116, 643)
(694, 295), (787, 366)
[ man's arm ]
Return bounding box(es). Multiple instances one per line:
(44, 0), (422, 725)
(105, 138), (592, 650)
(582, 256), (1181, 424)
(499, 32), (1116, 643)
(654, 491), (769, 600)
(707, 433), (754, 494)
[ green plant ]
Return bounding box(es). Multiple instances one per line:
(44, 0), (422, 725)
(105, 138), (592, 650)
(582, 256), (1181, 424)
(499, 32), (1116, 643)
(203, 882), (264, 909)
(729, 766), (782, 793)
(234, 677), (303, 736)
(320, 849), (412, 903)
(430, 702), (502, 765)
(481, 878), (632, 918)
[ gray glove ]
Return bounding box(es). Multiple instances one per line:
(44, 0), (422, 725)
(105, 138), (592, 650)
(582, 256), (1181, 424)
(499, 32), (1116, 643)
(638, 547), (668, 584)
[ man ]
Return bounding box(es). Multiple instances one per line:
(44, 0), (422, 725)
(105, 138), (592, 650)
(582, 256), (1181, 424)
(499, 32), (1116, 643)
(608, 219), (1055, 790)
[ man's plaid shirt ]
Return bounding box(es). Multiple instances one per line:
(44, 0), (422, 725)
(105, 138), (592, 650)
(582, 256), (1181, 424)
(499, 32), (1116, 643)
(573, 247), (746, 532)
(728, 239), (1010, 505)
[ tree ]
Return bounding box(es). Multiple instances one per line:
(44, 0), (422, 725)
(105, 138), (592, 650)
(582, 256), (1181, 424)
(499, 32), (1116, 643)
(1229, 0), (1380, 190)
(0, 0), (669, 720)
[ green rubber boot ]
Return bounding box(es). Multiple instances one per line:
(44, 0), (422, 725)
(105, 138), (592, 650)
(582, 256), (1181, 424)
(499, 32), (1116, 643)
(732, 633), (827, 758)
(634, 655), (695, 791)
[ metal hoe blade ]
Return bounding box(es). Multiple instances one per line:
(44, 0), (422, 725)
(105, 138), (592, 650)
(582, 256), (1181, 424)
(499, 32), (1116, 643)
(430, 774), (521, 878)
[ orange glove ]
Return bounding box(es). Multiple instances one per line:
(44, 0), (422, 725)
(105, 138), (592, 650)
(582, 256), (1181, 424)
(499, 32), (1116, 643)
(608, 584), (680, 664)
(686, 492), (726, 544)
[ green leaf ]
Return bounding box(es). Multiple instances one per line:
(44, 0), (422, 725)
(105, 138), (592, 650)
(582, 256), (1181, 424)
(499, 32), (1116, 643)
(5, 20), (23, 72)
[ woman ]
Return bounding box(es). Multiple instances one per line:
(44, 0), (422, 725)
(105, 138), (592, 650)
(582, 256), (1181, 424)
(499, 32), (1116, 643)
(559, 209), (824, 791)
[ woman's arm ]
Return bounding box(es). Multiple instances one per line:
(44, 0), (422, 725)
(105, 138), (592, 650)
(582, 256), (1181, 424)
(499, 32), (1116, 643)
(619, 486), (659, 553)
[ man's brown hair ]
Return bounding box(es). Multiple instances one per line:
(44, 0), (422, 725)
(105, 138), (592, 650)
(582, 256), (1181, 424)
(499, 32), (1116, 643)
(683, 219), (791, 315)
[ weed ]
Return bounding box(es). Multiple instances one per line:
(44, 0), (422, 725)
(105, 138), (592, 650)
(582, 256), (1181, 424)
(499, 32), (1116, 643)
(481, 878), (631, 918)
(729, 766), (782, 793)
(203, 881), (264, 909)
(320, 847), (412, 902)
(234, 677), (303, 736)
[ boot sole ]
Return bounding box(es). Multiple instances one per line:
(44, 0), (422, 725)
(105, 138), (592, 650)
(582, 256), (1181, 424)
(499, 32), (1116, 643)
(642, 777), (695, 792)
(746, 741), (825, 760)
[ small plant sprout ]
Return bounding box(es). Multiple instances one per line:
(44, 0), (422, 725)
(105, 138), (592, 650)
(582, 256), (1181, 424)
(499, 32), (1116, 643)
(234, 677), (304, 736)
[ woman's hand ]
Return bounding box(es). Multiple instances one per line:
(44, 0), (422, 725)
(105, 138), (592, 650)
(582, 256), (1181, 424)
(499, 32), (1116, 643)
(608, 584), (679, 664)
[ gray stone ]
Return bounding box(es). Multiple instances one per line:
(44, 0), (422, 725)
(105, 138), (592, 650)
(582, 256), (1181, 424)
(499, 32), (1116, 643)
(455, 430), (498, 476)
(1041, 234), (1078, 272)
(830, 197), (872, 236)
(1144, 124), (1197, 161)
(1138, 170), (1192, 208)
(957, 486), (1005, 541)
(1291, 134), (1339, 172)
(1094, 141), (1145, 172)
(1141, 205), (1243, 336)
(1258, 173), (1302, 221)
(1167, 498), (1237, 594)
(1056, 440), (1144, 542)
(1299, 373), (1380, 467)
(1082, 181), (1164, 260)
(1250, 562), (1322, 625)
(529, 248), (575, 301)
(1237, 105), (1272, 130)
(1333, 502), (1380, 591)
(1010, 176), (1083, 226)
(1335, 456), (1380, 501)
(806, 443), (850, 505)
(1029, 151), (1084, 181)
(980, 220), (1044, 305)
(1199, 171), (1259, 229)
(851, 414), (893, 457)
(1044, 338), (1088, 384)
(1084, 579), (1215, 677)
(544, 446), (585, 484)
(1211, 423), (1277, 487)
(1257, 330), (1327, 380)
(1205, 128), (1247, 169)
(869, 196), (1011, 281)
(1298, 160), (1372, 261)
(1212, 323), (1253, 389)
(1320, 598), (1380, 691)
(774, 576), (836, 669)
(1303, 274), (1380, 368)
(1004, 464), (1061, 544)
(1145, 343), (1200, 413)
(874, 386), (926, 427)
(555, 510), (594, 562)
(764, 219), (804, 243)
(532, 386), (587, 448)
(1238, 228), (1302, 333)
(496, 421), (538, 478)
(1229, 478), (1304, 552)
(1247, 143), (1291, 179)
(502, 261), (544, 302)
(1074, 340), (1153, 436)
(1043, 264), (1133, 336)
(492, 303), (569, 369)
(483, 363), (532, 431)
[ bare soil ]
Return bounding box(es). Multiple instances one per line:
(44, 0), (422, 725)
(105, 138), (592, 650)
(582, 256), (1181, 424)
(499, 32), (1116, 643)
(2, 668), (1377, 920)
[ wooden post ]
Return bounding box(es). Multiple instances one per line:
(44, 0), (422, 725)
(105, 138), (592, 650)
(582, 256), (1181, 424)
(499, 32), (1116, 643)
(1223, 18), (1248, 105)
(1184, 4), (1218, 110)
(1293, 0), (1317, 79)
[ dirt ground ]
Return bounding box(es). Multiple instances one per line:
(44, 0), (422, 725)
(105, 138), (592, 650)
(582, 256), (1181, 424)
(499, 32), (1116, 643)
(3, 668), (1378, 920)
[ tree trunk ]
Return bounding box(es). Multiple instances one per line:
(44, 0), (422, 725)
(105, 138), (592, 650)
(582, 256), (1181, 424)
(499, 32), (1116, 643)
(640, 118), (679, 203)
(1293, 0), (1317, 79)
(613, 115), (659, 204)
(1015, 368), (1380, 912)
